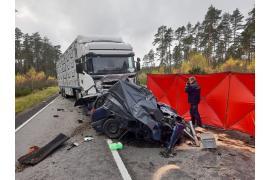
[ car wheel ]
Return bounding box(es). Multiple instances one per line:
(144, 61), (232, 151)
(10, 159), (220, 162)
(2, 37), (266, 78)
(103, 119), (124, 139)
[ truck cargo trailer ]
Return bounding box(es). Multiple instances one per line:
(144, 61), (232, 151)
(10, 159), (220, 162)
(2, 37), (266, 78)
(56, 35), (139, 105)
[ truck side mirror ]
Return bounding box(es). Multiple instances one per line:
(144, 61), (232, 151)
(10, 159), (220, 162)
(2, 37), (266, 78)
(76, 63), (83, 74)
(136, 58), (141, 71)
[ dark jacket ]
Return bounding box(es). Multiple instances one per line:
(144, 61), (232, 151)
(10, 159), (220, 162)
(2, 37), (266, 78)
(185, 81), (201, 104)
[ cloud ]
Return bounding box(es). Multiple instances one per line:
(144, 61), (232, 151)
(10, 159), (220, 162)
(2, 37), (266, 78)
(15, 0), (254, 58)
(16, 6), (38, 23)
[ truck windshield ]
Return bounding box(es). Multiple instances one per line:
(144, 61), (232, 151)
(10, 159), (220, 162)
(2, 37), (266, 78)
(91, 56), (135, 74)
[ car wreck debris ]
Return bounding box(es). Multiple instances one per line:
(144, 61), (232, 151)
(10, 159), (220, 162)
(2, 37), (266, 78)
(77, 119), (83, 123)
(90, 80), (198, 145)
(67, 136), (94, 150)
(109, 142), (123, 150)
(200, 133), (217, 149)
(18, 133), (69, 165)
(84, 135), (94, 142)
(67, 142), (80, 150)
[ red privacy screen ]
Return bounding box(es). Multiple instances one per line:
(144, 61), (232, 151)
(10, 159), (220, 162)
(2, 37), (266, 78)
(147, 72), (255, 136)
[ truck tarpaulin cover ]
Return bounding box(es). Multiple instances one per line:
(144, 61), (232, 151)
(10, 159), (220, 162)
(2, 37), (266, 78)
(147, 72), (255, 136)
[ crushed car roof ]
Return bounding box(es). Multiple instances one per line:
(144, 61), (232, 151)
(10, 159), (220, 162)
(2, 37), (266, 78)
(103, 80), (164, 140)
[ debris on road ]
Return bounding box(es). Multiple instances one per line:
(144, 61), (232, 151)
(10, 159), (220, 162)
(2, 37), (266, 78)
(27, 146), (40, 153)
(77, 119), (83, 123)
(67, 136), (94, 151)
(53, 115), (59, 118)
(67, 142), (80, 150)
(57, 108), (65, 111)
(159, 150), (177, 158)
(84, 135), (94, 142)
(18, 133), (69, 165)
(200, 133), (217, 149)
(109, 142), (123, 150)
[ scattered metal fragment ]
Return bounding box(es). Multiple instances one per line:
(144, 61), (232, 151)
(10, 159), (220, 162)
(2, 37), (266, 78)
(201, 133), (217, 149)
(53, 115), (59, 118)
(84, 136), (94, 142)
(18, 133), (69, 165)
(67, 142), (79, 150)
(77, 119), (83, 123)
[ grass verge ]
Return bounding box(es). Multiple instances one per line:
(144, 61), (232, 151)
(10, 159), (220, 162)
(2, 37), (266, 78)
(15, 86), (59, 114)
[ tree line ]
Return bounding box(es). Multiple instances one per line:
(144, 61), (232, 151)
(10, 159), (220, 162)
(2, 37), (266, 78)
(15, 27), (61, 76)
(143, 5), (255, 69)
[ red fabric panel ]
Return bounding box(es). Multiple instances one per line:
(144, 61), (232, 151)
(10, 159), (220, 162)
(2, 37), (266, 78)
(147, 72), (255, 136)
(233, 73), (255, 96)
(226, 74), (255, 135)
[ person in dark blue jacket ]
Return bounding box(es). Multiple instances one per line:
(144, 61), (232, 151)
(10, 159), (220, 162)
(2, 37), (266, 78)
(185, 76), (202, 127)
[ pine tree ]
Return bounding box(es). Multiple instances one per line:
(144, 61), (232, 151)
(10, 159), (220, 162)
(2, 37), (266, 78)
(153, 25), (167, 66)
(217, 12), (232, 62)
(228, 8), (244, 59)
(231, 8), (244, 45)
(201, 5), (222, 62)
(22, 33), (34, 73)
(241, 7), (255, 61)
(142, 54), (149, 67)
(147, 49), (155, 67)
(31, 32), (42, 71)
(15, 27), (23, 74)
(164, 27), (174, 71)
(174, 26), (186, 63)
(182, 22), (193, 60)
(192, 22), (201, 52)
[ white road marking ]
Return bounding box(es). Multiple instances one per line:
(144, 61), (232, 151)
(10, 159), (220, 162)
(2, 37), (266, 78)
(15, 98), (57, 133)
(107, 139), (132, 180)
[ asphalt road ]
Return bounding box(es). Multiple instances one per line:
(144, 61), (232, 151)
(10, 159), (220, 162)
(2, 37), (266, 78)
(15, 95), (255, 180)
(15, 94), (59, 129)
(15, 96), (122, 180)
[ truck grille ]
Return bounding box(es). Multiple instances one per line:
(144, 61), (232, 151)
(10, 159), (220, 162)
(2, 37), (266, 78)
(102, 80), (119, 90)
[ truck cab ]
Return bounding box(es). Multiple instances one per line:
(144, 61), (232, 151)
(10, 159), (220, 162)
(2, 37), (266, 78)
(56, 35), (139, 105)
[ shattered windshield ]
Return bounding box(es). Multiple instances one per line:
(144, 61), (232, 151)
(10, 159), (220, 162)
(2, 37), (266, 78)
(91, 56), (135, 74)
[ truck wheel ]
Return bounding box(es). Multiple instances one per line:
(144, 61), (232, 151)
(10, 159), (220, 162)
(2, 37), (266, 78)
(103, 119), (124, 139)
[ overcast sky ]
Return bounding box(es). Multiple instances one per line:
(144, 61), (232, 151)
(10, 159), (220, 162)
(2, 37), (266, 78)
(15, 0), (254, 59)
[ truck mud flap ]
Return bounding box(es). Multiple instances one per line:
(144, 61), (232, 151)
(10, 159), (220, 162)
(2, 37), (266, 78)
(18, 133), (69, 165)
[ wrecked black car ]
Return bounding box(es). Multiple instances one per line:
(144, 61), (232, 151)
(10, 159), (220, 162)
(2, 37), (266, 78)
(90, 80), (195, 143)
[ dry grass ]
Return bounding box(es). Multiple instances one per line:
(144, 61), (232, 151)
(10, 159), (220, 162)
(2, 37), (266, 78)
(15, 86), (59, 114)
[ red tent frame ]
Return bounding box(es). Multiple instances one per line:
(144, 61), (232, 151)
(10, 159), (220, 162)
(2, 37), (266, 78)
(147, 72), (255, 136)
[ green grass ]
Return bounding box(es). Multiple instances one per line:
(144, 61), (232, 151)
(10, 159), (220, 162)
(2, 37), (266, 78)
(15, 86), (59, 114)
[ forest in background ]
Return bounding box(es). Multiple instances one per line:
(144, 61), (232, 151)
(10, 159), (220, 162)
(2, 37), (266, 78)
(15, 28), (60, 96)
(141, 5), (255, 77)
(15, 28), (61, 76)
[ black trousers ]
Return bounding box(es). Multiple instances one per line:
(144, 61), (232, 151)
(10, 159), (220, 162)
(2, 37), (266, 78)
(190, 104), (202, 126)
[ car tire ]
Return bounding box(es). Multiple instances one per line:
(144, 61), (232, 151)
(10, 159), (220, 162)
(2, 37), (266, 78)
(103, 119), (124, 139)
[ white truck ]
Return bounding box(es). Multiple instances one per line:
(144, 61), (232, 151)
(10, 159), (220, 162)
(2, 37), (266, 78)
(56, 35), (140, 105)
